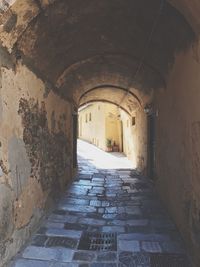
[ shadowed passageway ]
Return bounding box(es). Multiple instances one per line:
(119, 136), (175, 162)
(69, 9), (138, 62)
(9, 141), (191, 267)
(1, 1), (200, 265)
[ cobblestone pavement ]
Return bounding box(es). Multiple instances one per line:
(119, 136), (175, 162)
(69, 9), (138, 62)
(9, 142), (191, 267)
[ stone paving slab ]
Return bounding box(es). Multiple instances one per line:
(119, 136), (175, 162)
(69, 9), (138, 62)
(45, 228), (82, 239)
(73, 251), (96, 262)
(80, 218), (106, 226)
(22, 246), (74, 262)
(118, 233), (171, 242)
(9, 151), (191, 266)
(141, 241), (162, 253)
(102, 226), (125, 233)
(48, 214), (78, 223)
(118, 240), (140, 252)
(60, 198), (90, 206)
(96, 252), (117, 262)
(59, 205), (96, 213)
(91, 264), (117, 267)
(10, 259), (87, 267)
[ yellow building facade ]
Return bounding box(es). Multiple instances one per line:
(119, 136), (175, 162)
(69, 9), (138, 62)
(120, 109), (147, 170)
(78, 102), (122, 152)
(78, 102), (147, 171)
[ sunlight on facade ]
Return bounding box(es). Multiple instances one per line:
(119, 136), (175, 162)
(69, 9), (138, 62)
(78, 102), (138, 169)
(77, 139), (135, 169)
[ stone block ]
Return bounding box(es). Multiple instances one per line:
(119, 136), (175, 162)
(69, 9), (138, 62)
(118, 240), (140, 252)
(22, 246), (74, 262)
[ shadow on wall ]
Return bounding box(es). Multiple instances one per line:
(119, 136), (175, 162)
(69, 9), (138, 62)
(18, 98), (70, 194)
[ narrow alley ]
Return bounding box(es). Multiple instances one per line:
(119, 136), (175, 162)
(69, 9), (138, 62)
(9, 140), (191, 267)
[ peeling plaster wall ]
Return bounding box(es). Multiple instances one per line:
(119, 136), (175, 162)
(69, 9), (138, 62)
(0, 53), (73, 265)
(155, 41), (200, 267)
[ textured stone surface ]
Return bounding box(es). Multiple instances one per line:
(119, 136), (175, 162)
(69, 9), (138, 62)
(118, 240), (140, 252)
(0, 166), (2, 177)
(9, 141), (191, 266)
(11, 0), (194, 96)
(0, 184), (14, 241)
(73, 251), (96, 262)
(119, 252), (150, 267)
(45, 236), (78, 249)
(22, 246), (74, 262)
(96, 252), (117, 262)
(0, 61), (72, 266)
(46, 228), (82, 239)
(141, 241), (162, 253)
(0, 1), (199, 265)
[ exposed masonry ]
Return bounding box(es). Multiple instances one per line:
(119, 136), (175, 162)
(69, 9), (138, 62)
(0, 59), (72, 266)
(18, 97), (69, 195)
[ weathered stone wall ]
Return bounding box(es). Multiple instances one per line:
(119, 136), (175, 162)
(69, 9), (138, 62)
(0, 48), (73, 266)
(155, 41), (200, 267)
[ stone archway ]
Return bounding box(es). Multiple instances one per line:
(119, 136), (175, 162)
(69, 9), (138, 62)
(0, 0), (200, 265)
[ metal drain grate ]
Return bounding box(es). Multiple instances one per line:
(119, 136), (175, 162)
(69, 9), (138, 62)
(150, 253), (191, 267)
(78, 232), (117, 251)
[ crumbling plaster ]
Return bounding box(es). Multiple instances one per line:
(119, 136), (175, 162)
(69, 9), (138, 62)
(0, 60), (73, 265)
(0, 0), (199, 266)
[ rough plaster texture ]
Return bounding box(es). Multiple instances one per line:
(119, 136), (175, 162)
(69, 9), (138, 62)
(155, 41), (200, 267)
(8, 136), (31, 198)
(0, 0), (195, 104)
(168, 0), (200, 35)
(0, 0), (40, 50)
(0, 70), (2, 123)
(0, 0), (198, 266)
(0, 61), (73, 266)
(0, 184), (14, 242)
(13, 176), (45, 229)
